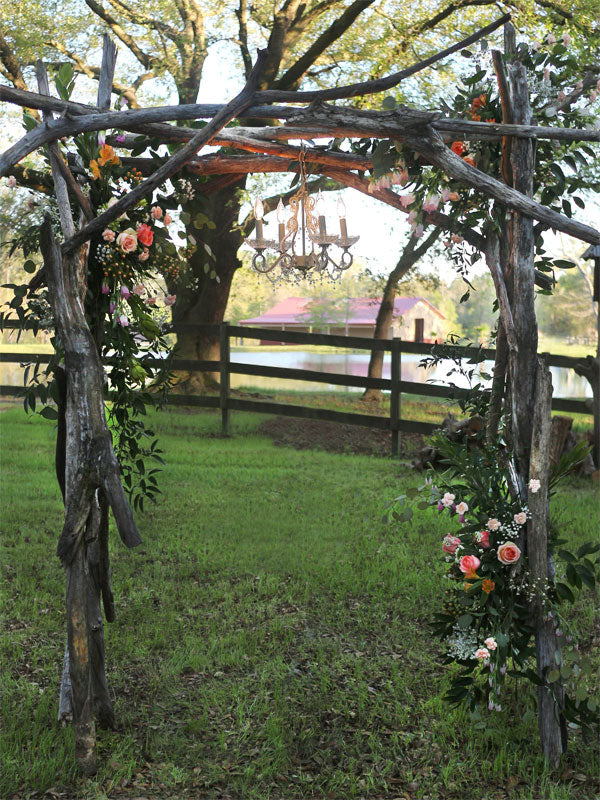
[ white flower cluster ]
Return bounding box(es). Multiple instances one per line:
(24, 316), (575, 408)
(506, 571), (550, 603)
(177, 179), (195, 201)
(446, 624), (478, 660)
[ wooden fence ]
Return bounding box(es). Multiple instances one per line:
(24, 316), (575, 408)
(1, 321), (593, 455)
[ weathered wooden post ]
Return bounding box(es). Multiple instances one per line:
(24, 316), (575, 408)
(220, 321), (231, 435)
(390, 337), (401, 456)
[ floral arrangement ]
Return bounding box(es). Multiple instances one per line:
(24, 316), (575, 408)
(387, 425), (599, 731)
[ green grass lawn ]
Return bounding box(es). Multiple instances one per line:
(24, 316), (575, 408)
(1, 406), (598, 800)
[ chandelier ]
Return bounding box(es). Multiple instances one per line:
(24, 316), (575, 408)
(245, 149), (359, 280)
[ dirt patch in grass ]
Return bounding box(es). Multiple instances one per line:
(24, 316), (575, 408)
(258, 415), (424, 457)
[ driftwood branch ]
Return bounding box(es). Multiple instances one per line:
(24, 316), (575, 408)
(61, 48), (269, 254)
(528, 358), (565, 765)
(484, 233), (519, 352)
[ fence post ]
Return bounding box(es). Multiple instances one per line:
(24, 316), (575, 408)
(390, 337), (401, 456)
(220, 321), (230, 435)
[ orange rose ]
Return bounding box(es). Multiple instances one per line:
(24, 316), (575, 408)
(116, 228), (138, 253)
(463, 155), (476, 167)
(482, 579), (495, 594)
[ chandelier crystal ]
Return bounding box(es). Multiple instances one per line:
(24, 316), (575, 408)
(245, 149), (359, 281)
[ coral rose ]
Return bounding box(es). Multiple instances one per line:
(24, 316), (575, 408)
(116, 228), (138, 253)
(476, 530), (490, 548)
(459, 554), (480, 574)
(497, 542), (521, 565)
(137, 223), (154, 247)
(442, 535), (461, 555)
(451, 141), (466, 155)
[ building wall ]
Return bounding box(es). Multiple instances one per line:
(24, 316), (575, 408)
(391, 301), (445, 341)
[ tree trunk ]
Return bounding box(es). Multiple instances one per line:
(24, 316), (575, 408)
(362, 229), (440, 402)
(170, 180), (245, 393)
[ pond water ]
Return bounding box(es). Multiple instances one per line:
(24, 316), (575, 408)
(228, 350), (591, 398)
(0, 349), (591, 398)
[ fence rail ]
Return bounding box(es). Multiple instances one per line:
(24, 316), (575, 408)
(0, 321), (593, 455)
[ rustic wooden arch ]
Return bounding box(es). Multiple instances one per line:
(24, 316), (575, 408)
(1, 16), (599, 774)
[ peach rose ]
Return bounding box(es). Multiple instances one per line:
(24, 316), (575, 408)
(487, 518), (501, 531)
(459, 554), (480, 574)
(163, 213), (172, 225)
(137, 223), (154, 247)
(442, 535), (461, 555)
(139, 249), (150, 262)
(116, 228), (138, 253)
(456, 501), (469, 515)
(513, 512), (527, 526)
(497, 542), (521, 565)
(484, 637), (497, 651)
(151, 206), (163, 219)
(475, 647), (490, 661)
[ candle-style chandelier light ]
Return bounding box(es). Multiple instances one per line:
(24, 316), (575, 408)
(245, 149), (359, 281)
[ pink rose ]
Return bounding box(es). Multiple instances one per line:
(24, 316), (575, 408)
(561, 32), (571, 46)
(475, 647), (490, 662)
(590, 90), (598, 103)
(459, 554), (480, 574)
(163, 213), (172, 225)
(528, 479), (540, 494)
(101, 284), (110, 295)
(442, 535), (461, 555)
(475, 530), (490, 548)
(484, 637), (497, 651)
(151, 206), (163, 220)
(137, 223), (154, 247)
(7, 175), (17, 188)
(513, 512), (527, 525)
(120, 285), (131, 299)
(102, 228), (116, 242)
(116, 228), (137, 253)
(547, 33), (556, 45)
(557, 91), (566, 103)
(145, 296), (157, 306)
(164, 294), (176, 306)
(139, 249), (150, 262)
(456, 501), (468, 515)
(133, 284), (145, 296)
(441, 492), (455, 508)
(498, 542), (521, 565)
(487, 518), (501, 531)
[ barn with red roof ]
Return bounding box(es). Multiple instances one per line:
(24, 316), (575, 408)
(239, 296), (445, 343)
